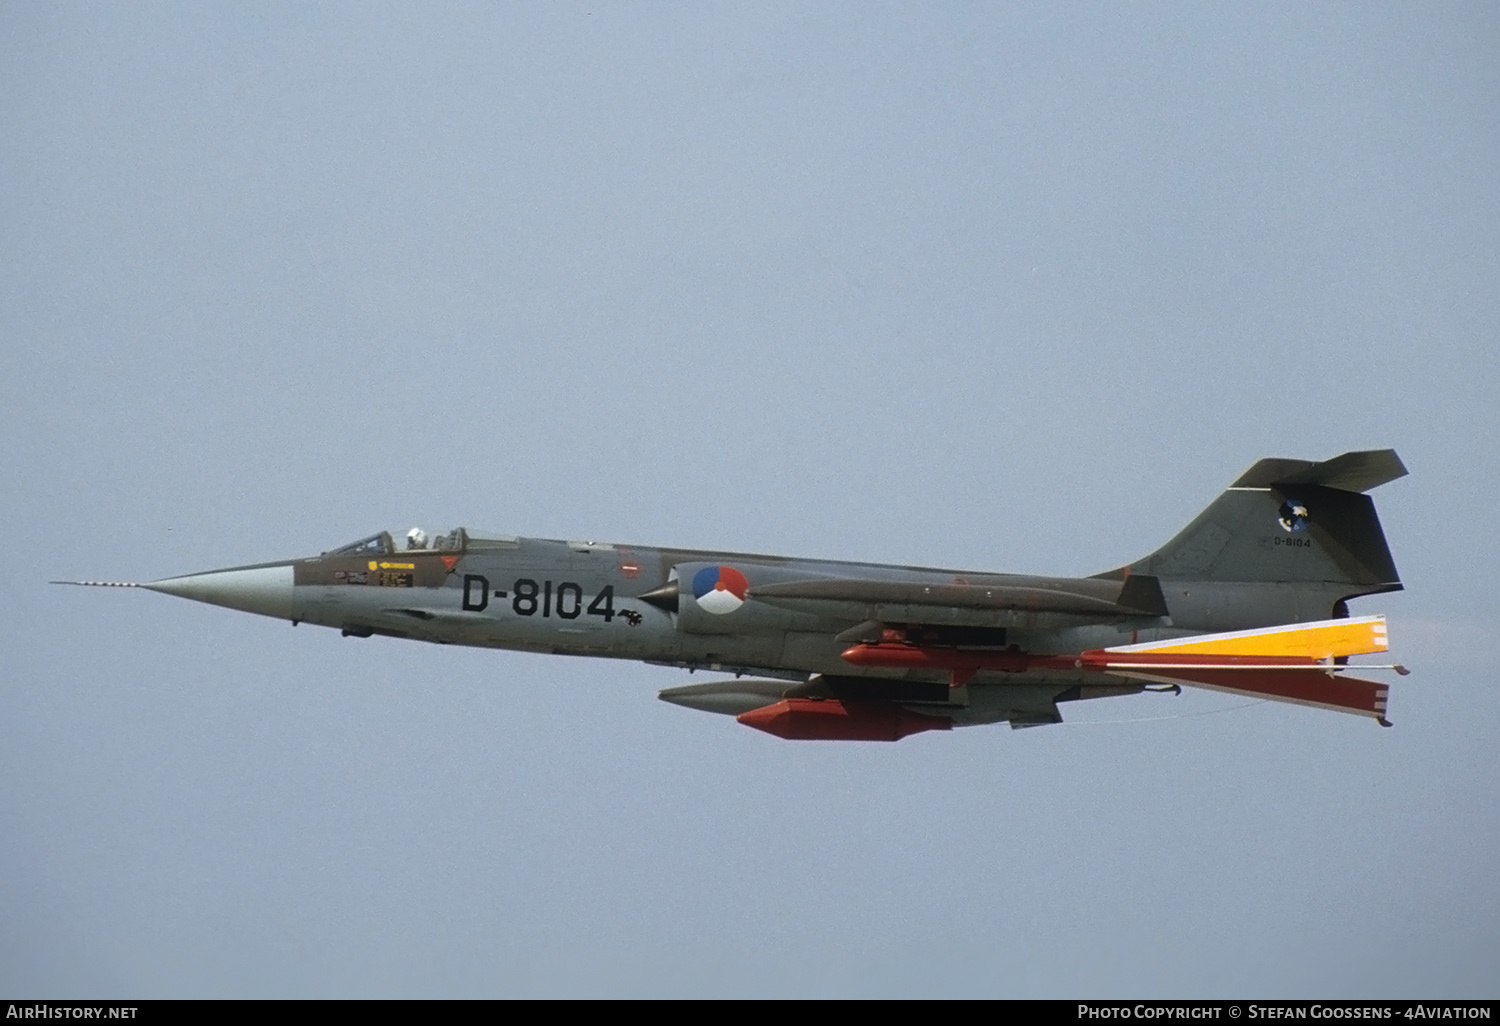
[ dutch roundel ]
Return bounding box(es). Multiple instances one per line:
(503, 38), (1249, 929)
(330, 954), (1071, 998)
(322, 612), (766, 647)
(692, 565), (749, 614)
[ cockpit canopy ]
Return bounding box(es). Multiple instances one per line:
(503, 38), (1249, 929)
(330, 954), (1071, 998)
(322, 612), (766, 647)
(324, 528), (469, 557)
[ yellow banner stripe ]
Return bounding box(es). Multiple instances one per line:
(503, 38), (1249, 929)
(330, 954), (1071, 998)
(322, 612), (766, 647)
(1107, 616), (1388, 659)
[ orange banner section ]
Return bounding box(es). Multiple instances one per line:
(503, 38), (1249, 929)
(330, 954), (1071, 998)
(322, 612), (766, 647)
(1105, 616), (1387, 660)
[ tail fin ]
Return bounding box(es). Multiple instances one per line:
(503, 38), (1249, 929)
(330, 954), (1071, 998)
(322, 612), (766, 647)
(1104, 450), (1405, 614)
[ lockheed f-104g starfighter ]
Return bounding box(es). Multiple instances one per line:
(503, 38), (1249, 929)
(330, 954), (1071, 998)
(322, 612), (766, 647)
(59, 449), (1409, 740)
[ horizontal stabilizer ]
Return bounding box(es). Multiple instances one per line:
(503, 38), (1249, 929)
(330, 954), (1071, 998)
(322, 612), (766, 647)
(1232, 449), (1407, 493)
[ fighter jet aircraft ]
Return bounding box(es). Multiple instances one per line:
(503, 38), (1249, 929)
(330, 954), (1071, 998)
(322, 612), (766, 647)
(58, 449), (1409, 740)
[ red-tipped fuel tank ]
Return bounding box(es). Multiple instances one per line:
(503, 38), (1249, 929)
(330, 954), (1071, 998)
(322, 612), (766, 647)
(736, 698), (952, 741)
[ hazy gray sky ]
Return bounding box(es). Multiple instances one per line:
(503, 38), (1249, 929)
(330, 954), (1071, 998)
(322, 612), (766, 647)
(3, 3), (1497, 997)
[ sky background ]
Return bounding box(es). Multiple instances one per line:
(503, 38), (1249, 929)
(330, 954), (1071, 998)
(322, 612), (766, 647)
(3, 2), (1497, 998)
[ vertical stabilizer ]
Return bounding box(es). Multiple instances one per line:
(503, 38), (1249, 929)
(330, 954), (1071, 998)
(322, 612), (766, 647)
(1100, 451), (1405, 623)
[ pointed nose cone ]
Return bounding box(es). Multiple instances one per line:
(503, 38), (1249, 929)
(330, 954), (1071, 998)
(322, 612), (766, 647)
(143, 563), (295, 620)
